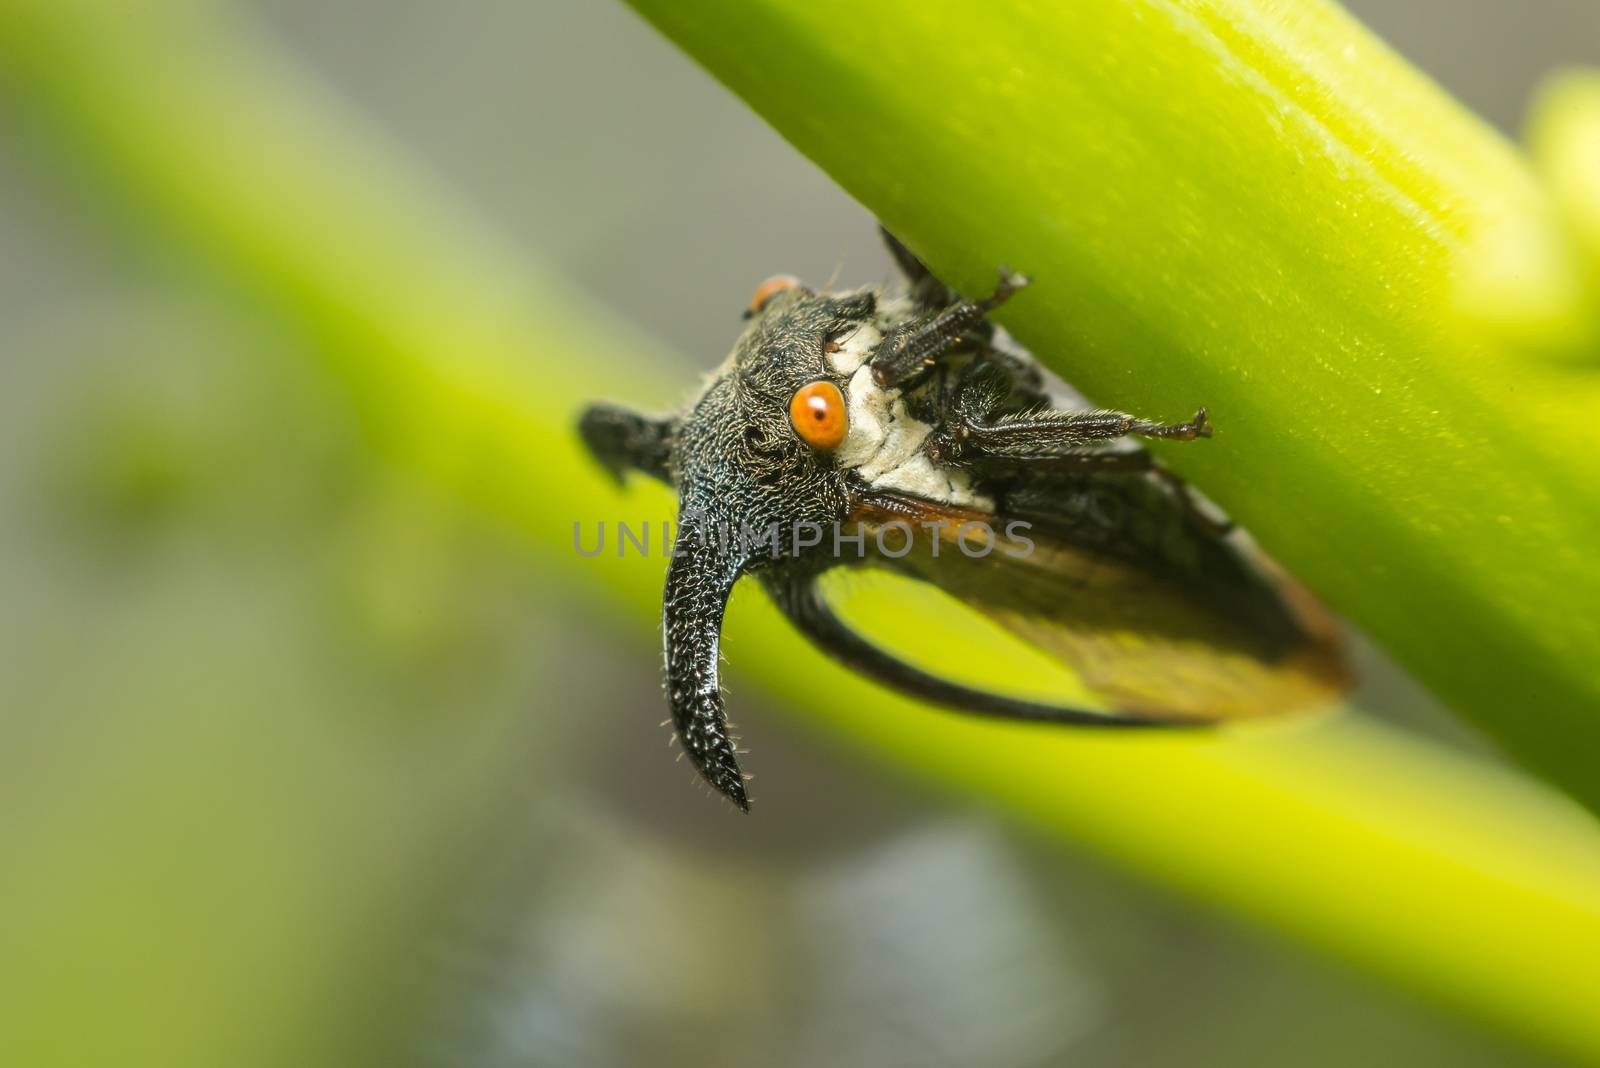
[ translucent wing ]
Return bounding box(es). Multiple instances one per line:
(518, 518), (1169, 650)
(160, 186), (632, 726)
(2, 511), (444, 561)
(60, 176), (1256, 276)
(801, 471), (1349, 723)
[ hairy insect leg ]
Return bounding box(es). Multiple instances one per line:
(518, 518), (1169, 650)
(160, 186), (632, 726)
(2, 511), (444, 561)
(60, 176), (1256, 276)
(870, 267), (1031, 389)
(933, 359), (1212, 465)
(578, 404), (676, 485)
(935, 406), (1211, 461)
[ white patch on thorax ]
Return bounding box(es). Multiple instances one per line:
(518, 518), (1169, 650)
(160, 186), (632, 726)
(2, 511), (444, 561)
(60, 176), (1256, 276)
(829, 360), (993, 511)
(824, 316), (879, 377)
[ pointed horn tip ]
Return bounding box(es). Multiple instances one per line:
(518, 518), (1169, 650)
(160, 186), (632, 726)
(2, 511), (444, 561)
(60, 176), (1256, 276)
(716, 774), (752, 813)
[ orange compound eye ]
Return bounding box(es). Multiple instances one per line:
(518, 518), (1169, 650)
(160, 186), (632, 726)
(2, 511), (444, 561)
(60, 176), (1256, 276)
(789, 380), (849, 450)
(748, 274), (801, 317)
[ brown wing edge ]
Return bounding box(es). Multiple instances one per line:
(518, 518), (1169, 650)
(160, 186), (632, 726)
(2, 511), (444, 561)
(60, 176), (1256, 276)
(847, 492), (1354, 721)
(763, 569), (1212, 728)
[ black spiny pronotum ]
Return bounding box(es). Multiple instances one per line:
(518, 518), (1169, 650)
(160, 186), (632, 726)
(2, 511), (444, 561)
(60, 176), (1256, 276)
(580, 228), (1350, 811)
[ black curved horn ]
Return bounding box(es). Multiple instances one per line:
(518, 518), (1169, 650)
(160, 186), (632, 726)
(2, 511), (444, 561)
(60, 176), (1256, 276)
(663, 505), (751, 810)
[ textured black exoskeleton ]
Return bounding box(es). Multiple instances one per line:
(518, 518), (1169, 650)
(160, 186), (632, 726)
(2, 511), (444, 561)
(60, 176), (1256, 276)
(580, 229), (1349, 811)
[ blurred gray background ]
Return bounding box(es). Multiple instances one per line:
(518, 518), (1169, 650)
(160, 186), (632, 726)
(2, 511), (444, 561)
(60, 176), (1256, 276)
(0, 2), (1593, 1066)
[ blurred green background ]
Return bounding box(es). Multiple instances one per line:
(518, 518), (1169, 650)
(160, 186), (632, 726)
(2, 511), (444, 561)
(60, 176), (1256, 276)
(1, 2), (1597, 1066)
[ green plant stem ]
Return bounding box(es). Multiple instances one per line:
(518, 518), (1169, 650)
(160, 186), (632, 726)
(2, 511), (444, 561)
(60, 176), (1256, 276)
(623, 0), (1600, 818)
(3, 2), (1600, 1060)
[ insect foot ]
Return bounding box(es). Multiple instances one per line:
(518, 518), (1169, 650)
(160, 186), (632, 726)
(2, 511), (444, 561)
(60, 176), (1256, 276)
(1135, 407), (1213, 441)
(984, 266), (1031, 311)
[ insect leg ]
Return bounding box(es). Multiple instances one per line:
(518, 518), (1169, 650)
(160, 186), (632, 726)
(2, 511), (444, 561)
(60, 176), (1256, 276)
(932, 358), (1228, 527)
(578, 404), (676, 485)
(870, 268), (1031, 389)
(941, 406), (1212, 461)
(934, 360), (1212, 464)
